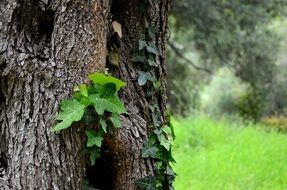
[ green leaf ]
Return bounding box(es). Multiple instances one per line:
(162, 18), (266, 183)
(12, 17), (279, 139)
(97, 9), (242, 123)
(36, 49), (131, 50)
(79, 84), (88, 97)
(148, 133), (158, 146)
(88, 72), (126, 91)
(85, 129), (103, 147)
(82, 108), (97, 125)
(142, 145), (159, 158)
(89, 94), (126, 115)
(98, 83), (117, 98)
(138, 71), (152, 86)
(148, 55), (158, 67)
(89, 150), (100, 165)
(146, 42), (160, 55)
(51, 100), (85, 132)
(138, 33), (147, 50)
(148, 25), (158, 38)
(138, 1), (149, 13)
(139, 39), (148, 50)
(152, 80), (161, 90)
(110, 114), (122, 128)
(135, 176), (157, 190)
(160, 134), (171, 150)
(162, 127), (172, 136)
(100, 119), (108, 133)
(131, 51), (147, 63)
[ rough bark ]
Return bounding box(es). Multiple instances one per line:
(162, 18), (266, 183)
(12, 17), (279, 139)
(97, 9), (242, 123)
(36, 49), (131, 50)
(105, 0), (170, 189)
(0, 0), (170, 189)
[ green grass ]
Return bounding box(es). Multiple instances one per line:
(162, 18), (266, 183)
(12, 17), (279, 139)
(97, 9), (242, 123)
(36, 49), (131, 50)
(172, 115), (287, 190)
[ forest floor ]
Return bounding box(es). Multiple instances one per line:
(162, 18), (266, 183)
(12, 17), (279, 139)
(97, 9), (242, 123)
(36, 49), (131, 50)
(172, 115), (287, 190)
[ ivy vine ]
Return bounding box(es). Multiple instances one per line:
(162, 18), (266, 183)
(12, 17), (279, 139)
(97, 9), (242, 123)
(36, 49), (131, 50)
(133, 1), (176, 189)
(51, 72), (126, 165)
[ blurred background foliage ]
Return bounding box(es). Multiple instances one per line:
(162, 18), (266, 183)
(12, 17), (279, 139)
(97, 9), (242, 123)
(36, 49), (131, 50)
(167, 0), (287, 120)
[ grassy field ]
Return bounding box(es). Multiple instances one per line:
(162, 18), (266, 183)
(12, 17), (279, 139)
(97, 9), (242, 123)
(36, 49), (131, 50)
(172, 115), (287, 190)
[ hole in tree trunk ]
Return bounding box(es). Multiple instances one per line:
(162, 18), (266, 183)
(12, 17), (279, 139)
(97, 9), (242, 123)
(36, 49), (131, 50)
(85, 144), (114, 190)
(38, 10), (55, 42)
(0, 91), (5, 105)
(0, 153), (7, 178)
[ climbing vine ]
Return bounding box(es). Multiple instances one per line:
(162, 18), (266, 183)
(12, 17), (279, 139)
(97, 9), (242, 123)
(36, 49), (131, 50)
(51, 72), (126, 165)
(133, 1), (176, 189)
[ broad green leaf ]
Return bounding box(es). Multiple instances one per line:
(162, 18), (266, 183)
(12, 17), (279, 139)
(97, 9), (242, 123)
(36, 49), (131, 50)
(80, 97), (91, 107)
(88, 72), (126, 91)
(142, 145), (159, 158)
(110, 114), (122, 128)
(135, 176), (157, 190)
(89, 94), (126, 115)
(86, 130), (103, 147)
(51, 100), (85, 132)
(98, 83), (117, 98)
(146, 42), (160, 55)
(79, 84), (88, 97)
(155, 146), (171, 162)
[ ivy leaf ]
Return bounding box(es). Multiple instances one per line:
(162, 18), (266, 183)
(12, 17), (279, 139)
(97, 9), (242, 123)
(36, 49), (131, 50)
(79, 84), (88, 97)
(51, 100), (85, 132)
(146, 42), (160, 55)
(139, 33), (147, 50)
(82, 108), (97, 125)
(135, 176), (157, 190)
(131, 51), (147, 63)
(138, 71), (152, 86)
(162, 127), (172, 136)
(89, 94), (126, 115)
(160, 134), (171, 150)
(142, 145), (159, 158)
(148, 25), (158, 38)
(166, 166), (175, 176)
(89, 150), (100, 165)
(138, 1), (149, 13)
(148, 55), (158, 67)
(85, 130), (103, 147)
(110, 114), (122, 128)
(139, 39), (148, 50)
(100, 119), (108, 133)
(98, 83), (117, 98)
(88, 72), (126, 91)
(152, 80), (161, 90)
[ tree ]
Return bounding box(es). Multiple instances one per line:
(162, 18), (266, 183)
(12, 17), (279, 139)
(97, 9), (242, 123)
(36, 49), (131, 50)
(169, 0), (287, 118)
(0, 0), (171, 189)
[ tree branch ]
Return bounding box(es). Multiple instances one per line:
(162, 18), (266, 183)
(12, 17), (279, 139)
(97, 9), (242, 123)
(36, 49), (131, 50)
(167, 40), (213, 74)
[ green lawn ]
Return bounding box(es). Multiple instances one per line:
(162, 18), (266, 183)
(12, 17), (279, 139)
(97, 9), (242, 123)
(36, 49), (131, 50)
(172, 115), (287, 190)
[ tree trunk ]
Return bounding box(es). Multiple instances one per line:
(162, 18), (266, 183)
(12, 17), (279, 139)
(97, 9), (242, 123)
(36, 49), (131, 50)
(0, 0), (170, 189)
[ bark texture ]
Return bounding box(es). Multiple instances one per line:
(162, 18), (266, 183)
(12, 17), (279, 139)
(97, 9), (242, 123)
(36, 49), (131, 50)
(0, 0), (108, 189)
(0, 0), (170, 189)
(105, 0), (170, 189)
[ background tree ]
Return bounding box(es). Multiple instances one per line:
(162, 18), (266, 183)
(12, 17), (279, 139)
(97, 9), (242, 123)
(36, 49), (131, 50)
(0, 0), (171, 189)
(168, 0), (287, 119)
